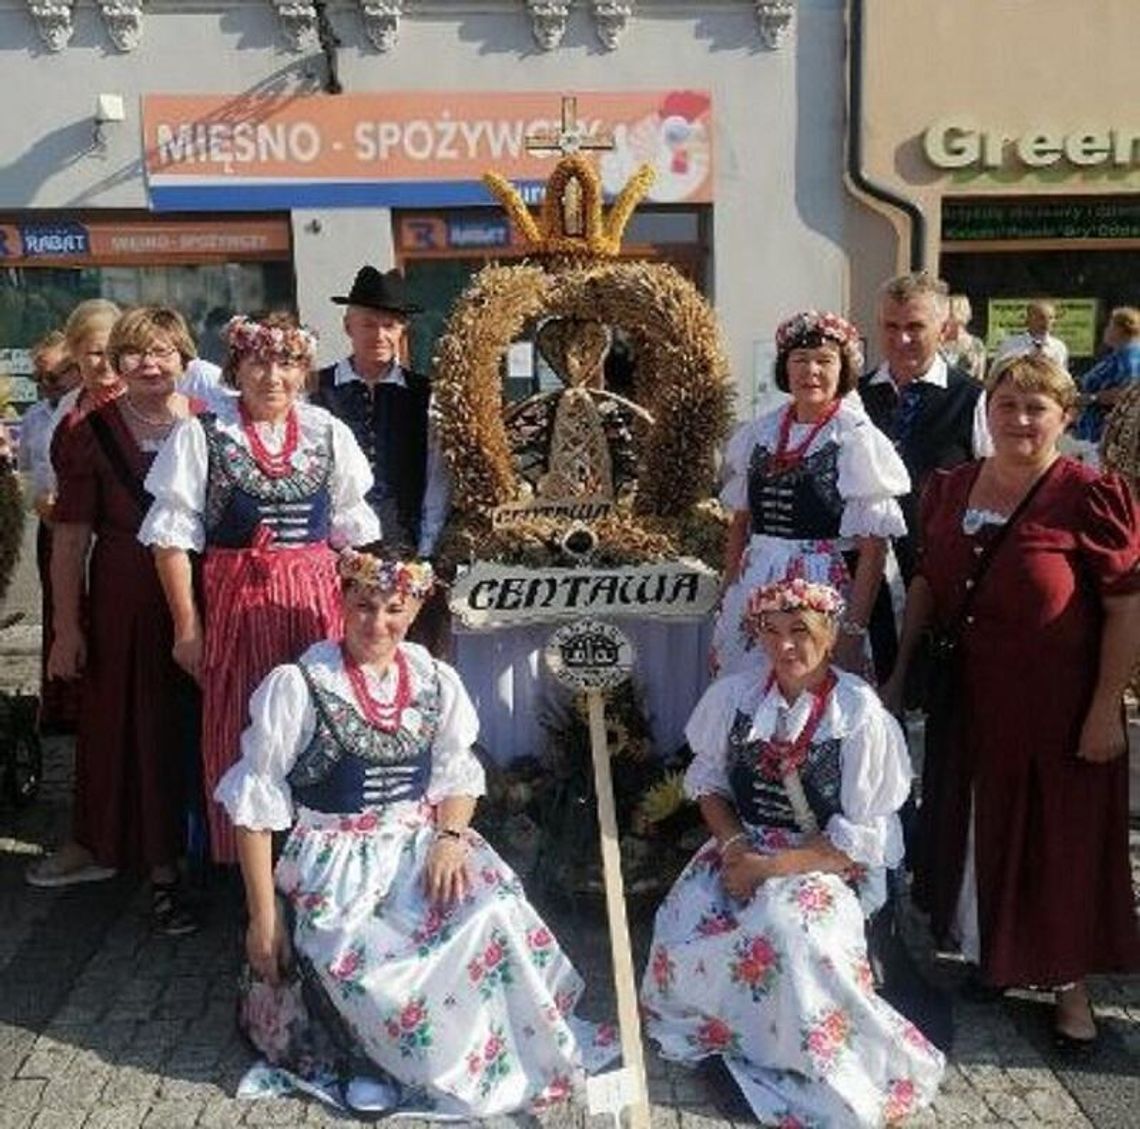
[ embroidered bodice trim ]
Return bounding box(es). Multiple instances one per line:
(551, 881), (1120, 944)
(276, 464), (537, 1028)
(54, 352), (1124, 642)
(747, 439), (843, 538)
(201, 412), (334, 532)
(726, 708), (843, 830)
(287, 659), (443, 791)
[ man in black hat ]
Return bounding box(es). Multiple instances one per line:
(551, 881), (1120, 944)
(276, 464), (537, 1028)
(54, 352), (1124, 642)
(312, 266), (449, 560)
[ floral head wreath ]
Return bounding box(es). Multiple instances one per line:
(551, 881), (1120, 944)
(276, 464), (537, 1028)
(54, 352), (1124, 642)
(223, 315), (318, 364)
(744, 577), (845, 638)
(337, 547), (435, 599)
(775, 309), (864, 373)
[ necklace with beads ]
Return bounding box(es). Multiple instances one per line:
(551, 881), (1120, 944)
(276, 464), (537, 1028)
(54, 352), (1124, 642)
(239, 401), (299, 479)
(120, 394), (178, 437)
(755, 669), (836, 780)
(769, 400), (841, 473)
(341, 645), (412, 733)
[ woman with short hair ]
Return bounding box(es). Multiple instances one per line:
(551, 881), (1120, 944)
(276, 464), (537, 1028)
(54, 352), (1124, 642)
(140, 313), (380, 864)
(713, 310), (909, 680)
(884, 352), (1140, 1049)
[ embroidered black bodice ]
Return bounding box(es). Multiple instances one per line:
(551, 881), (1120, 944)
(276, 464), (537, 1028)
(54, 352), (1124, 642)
(201, 413), (333, 548)
(286, 660), (442, 814)
(726, 709), (843, 830)
(746, 440), (844, 540)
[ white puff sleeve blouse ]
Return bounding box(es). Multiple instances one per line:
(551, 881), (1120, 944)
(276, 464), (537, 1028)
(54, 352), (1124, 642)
(214, 640), (486, 832)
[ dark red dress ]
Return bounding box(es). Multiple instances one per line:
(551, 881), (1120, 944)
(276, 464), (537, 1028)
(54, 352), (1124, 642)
(53, 401), (198, 871)
(914, 457), (1140, 986)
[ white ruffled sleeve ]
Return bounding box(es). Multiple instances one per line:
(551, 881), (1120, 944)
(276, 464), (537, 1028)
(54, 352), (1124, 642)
(328, 416), (382, 548)
(837, 412), (911, 539)
(824, 698), (912, 869)
(719, 420), (762, 512)
(139, 417), (208, 551)
(683, 675), (743, 801)
(426, 660), (486, 802)
(214, 664), (316, 831)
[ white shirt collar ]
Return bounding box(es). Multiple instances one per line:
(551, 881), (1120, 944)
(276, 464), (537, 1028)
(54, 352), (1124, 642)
(868, 353), (948, 391)
(334, 357), (407, 389)
(745, 670), (847, 745)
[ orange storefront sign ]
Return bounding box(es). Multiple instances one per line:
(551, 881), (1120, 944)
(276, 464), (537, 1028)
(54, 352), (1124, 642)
(141, 91), (713, 210)
(0, 217), (290, 266)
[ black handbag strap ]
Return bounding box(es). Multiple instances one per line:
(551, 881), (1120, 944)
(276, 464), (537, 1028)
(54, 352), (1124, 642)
(86, 409), (153, 516)
(945, 457), (1060, 636)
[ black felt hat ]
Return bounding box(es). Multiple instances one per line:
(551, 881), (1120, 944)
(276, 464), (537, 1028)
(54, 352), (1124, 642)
(331, 267), (421, 315)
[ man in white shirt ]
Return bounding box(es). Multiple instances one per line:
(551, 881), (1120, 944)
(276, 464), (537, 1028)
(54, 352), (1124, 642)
(995, 300), (1069, 370)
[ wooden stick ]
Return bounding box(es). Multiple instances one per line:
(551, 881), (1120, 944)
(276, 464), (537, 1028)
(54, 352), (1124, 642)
(587, 688), (651, 1129)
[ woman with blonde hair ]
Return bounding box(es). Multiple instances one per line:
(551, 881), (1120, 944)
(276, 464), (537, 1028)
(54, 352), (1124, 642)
(884, 352), (1140, 1050)
(140, 313), (379, 864)
(643, 577), (944, 1124)
(27, 307), (200, 933)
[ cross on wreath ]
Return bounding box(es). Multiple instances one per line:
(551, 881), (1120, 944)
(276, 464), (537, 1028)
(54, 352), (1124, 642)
(525, 95), (614, 157)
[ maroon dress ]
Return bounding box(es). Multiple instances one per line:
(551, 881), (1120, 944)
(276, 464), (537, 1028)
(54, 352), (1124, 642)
(53, 401), (197, 871)
(914, 457), (1140, 986)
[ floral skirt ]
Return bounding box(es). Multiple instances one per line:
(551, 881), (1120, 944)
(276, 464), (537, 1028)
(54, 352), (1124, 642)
(239, 802), (616, 1117)
(712, 535), (858, 677)
(640, 830), (944, 1127)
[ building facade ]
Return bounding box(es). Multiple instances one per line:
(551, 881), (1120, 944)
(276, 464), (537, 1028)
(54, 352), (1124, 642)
(0, 0), (871, 414)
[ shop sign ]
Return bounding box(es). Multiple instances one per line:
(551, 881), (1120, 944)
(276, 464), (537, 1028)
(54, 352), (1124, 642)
(943, 198), (1140, 242)
(986, 298), (1099, 358)
(449, 559), (719, 630)
(141, 91), (714, 210)
(924, 118), (1140, 175)
(398, 215), (514, 252)
(0, 218), (290, 266)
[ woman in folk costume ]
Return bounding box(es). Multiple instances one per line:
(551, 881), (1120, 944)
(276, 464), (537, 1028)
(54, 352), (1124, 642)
(216, 547), (616, 1116)
(642, 578), (944, 1127)
(140, 314), (380, 863)
(713, 311), (909, 682)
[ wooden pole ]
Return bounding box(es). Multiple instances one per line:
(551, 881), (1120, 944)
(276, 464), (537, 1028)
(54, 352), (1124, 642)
(586, 688), (651, 1129)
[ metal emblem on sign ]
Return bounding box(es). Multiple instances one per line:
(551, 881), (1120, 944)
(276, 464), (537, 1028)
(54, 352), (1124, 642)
(544, 618), (634, 691)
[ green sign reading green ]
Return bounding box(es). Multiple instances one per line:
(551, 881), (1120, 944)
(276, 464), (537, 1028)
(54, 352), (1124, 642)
(944, 198), (1140, 242)
(986, 298), (1100, 358)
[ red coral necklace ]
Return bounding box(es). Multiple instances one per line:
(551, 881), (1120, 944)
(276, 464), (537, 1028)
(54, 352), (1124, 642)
(756, 670), (836, 780)
(239, 401), (299, 479)
(342, 645), (411, 733)
(770, 400), (841, 472)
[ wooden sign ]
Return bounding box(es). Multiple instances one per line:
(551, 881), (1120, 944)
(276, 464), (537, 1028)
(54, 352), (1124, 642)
(450, 559), (719, 630)
(545, 620), (650, 1129)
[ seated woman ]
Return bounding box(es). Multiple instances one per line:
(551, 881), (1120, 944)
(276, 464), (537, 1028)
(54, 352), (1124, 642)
(216, 547), (615, 1117)
(641, 578), (944, 1127)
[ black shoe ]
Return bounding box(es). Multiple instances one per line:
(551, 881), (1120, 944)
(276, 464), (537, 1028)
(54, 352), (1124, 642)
(152, 882), (199, 937)
(958, 969), (1005, 1003)
(696, 1057), (755, 1121)
(1053, 1027), (1099, 1057)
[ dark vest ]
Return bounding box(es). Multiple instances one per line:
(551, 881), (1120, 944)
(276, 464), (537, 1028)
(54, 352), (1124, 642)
(859, 365), (980, 578)
(725, 709), (843, 831)
(746, 440), (844, 540)
(201, 413), (332, 548)
(312, 363), (430, 549)
(286, 659), (442, 814)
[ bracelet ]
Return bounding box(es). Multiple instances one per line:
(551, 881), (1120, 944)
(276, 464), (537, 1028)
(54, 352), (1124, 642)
(435, 827), (466, 843)
(719, 831), (749, 854)
(839, 619), (867, 638)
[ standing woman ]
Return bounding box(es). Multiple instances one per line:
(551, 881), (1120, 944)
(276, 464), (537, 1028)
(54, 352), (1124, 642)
(140, 314), (380, 864)
(713, 311), (909, 680)
(27, 308), (200, 934)
(884, 354), (1140, 1048)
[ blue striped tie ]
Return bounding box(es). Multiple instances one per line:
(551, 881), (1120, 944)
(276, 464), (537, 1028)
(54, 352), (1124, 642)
(892, 381), (923, 451)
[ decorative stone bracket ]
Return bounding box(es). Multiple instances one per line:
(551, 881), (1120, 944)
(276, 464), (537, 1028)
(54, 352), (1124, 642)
(273, 0), (318, 51)
(590, 1), (633, 50)
(98, 0), (144, 52)
(755, 0), (794, 49)
(525, 0), (570, 50)
(27, 0), (74, 51)
(358, 0), (404, 52)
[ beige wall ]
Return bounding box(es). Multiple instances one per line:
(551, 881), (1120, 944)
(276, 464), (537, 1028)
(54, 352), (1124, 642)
(853, 0), (1139, 273)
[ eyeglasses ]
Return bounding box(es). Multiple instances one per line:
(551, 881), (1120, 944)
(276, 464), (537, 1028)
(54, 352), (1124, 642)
(118, 345), (179, 368)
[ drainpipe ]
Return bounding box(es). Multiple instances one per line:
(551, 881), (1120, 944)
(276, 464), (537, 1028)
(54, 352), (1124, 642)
(847, 0), (926, 270)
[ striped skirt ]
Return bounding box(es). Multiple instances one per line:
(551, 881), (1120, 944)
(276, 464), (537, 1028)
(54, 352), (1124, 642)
(201, 540), (341, 863)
